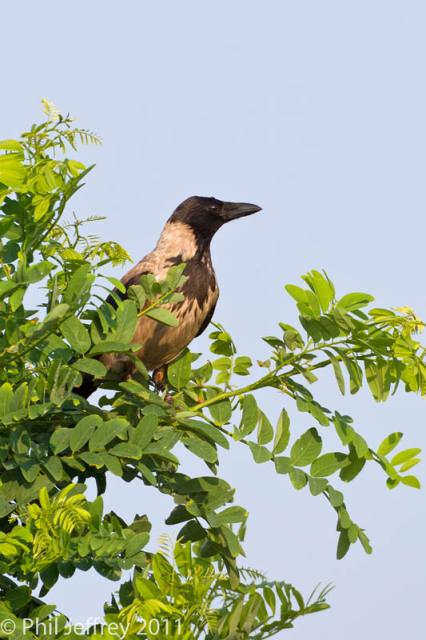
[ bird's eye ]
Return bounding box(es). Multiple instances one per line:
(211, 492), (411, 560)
(210, 204), (217, 210)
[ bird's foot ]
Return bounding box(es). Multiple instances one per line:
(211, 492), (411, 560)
(152, 366), (166, 392)
(152, 366), (174, 406)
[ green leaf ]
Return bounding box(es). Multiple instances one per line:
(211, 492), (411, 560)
(273, 408), (290, 454)
(347, 524), (359, 544)
(318, 315), (340, 339)
(50, 428), (72, 454)
(210, 337), (234, 356)
(337, 292), (374, 312)
(340, 457), (365, 482)
(280, 323), (305, 350)
(387, 477), (400, 490)
(167, 349), (192, 389)
(207, 394), (232, 426)
(0, 499), (15, 518)
(9, 287), (25, 311)
(63, 264), (94, 304)
(339, 353), (363, 394)
(71, 357), (107, 377)
(377, 432), (403, 457)
(290, 428), (322, 467)
(30, 602), (57, 622)
(183, 437), (218, 463)
(217, 506), (248, 524)
(21, 461), (40, 482)
(5, 585), (31, 611)
(300, 316), (323, 342)
(178, 520), (206, 543)
(338, 507), (352, 529)
(274, 456), (292, 474)
(336, 531), (350, 559)
(248, 442), (272, 464)
(125, 532), (150, 557)
(26, 261), (54, 283)
(164, 262), (187, 289)
(240, 394), (258, 436)
(109, 443), (143, 459)
(302, 270), (334, 313)
(78, 452), (104, 469)
(296, 289), (322, 319)
(127, 285), (147, 311)
(145, 307), (179, 327)
(213, 356), (233, 372)
(89, 341), (135, 355)
(137, 463), (156, 485)
(358, 530), (372, 554)
(257, 411), (274, 445)
(192, 361), (213, 383)
(34, 197), (51, 221)
(400, 475), (421, 489)
(352, 433), (369, 458)
(0, 139), (22, 151)
(391, 448), (421, 466)
(180, 418), (229, 449)
(61, 248), (84, 261)
(219, 525), (242, 558)
(285, 284), (308, 303)
(130, 414), (159, 450)
(323, 349), (345, 395)
(100, 453), (123, 476)
(89, 418), (127, 451)
(166, 505), (192, 525)
(296, 398), (330, 426)
(60, 316), (91, 354)
(43, 456), (64, 481)
(151, 552), (174, 592)
(308, 476), (328, 496)
(43, 303), (70, 324)
(399, 457), (420, 472)
(233, 355), (252, 375)
(70, 415), (102, 452)
(310, 453), (347, 477)
(67, 159), (86, 177)
(115, 300), (138, 343)
(289, 468), (308, 490)
(0, 281), (18, 300)
(333, 414), (355, 446)
(0, 154), (26, 186)
(0, 383), (13, 419)
(364, 360), (390, 402)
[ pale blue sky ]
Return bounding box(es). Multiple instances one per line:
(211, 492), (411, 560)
(2, 1), (426, 638)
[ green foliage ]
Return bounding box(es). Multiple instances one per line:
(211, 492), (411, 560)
(0, 104), (423, 638)
(104, 538), (331, 639)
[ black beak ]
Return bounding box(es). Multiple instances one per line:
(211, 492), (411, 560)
(221, 201), (262, 222)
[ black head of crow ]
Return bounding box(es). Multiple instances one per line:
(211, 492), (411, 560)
(77, 196), (261, 397)
(170, 196), (262, 238)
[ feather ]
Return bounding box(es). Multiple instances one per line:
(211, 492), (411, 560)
(75, 196), (260, 397)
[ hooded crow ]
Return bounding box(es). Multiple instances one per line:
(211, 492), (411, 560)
(76, 196), (261, 397)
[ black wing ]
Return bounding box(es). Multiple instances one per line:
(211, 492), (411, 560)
(196, 301), (217, 337)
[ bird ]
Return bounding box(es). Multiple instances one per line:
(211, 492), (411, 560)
(76, 195), (261, 398)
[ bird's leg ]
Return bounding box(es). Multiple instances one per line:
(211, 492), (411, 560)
(152, 366), (174, 405)
(152, 366), (166, 392)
